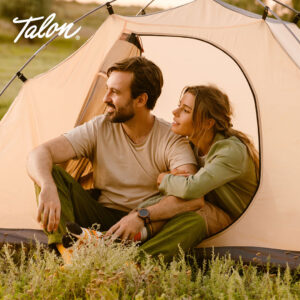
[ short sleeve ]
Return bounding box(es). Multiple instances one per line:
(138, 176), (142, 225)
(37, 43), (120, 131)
(165, 133), (197, 170)
(63, 116), (102, 160)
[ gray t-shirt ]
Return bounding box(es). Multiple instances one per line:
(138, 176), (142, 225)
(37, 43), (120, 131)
(64, 114), (196, 212)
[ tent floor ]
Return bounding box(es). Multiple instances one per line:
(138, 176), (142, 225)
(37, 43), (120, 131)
(1, 229), (299, 269)
(0, 228), (47, 246)
(194, 246), (300, 269)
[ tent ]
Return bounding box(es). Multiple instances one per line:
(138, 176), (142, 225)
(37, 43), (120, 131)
(0, 0), (300, 267)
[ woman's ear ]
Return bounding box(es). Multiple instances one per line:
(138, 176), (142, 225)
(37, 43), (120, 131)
(207, 118), (215, 130)
(136, 93), (148, 108)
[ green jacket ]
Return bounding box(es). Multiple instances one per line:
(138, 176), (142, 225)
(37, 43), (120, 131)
(159, 133), (258, 220)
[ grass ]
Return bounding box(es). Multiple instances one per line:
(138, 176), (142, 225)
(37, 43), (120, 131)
(0, 2), (160, 119)
(0, 37), (84, 119)
(1, 239), (300, 299)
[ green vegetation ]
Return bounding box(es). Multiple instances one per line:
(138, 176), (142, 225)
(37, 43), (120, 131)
(1, 240), (300, 299)
(0, 2), (159, 120)
(0, 0), (53, 37)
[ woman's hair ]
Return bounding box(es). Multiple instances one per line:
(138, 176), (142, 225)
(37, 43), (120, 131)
(183, 85), (259, 178)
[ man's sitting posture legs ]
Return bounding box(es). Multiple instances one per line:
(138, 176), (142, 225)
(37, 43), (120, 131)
(27, 56), (203, 263)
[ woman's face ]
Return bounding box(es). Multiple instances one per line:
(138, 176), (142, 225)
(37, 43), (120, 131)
(171, 92), (195, 137)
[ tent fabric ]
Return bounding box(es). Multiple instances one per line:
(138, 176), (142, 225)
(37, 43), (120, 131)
(115, 1), (300, 252)
(0, 0), (299, 265)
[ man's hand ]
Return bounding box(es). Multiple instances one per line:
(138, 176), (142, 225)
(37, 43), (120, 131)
(37, 183), (61, 232)
(105, 212), (144, 241)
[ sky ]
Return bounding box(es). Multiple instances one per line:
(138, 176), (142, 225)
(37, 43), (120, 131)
(65, 0), (194, 9)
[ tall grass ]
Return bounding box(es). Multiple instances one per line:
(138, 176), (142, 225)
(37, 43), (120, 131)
(0, 239), (300, 299)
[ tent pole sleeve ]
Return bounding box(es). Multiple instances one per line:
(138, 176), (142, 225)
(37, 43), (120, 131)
(256, 0), (300, 45)
(136, 0), (156, 16)
(0, 0), (118, 98)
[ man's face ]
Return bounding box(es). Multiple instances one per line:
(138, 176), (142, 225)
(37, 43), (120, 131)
(103, 71), (135, 123)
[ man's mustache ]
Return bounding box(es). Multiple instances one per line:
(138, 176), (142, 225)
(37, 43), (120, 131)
(106, 103), (115, 109)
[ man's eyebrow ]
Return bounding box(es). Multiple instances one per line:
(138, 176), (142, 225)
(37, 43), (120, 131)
(105, 85), (120, 92)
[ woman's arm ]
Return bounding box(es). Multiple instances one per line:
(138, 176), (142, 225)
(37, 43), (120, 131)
(159, 139), (247, 200)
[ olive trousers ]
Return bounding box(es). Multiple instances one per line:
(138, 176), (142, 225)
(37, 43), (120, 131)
(35, 165), (207, 262)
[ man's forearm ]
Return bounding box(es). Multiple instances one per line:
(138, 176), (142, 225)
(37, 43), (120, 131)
(27, 146), (55, 188)
(146, 196), (204, 222)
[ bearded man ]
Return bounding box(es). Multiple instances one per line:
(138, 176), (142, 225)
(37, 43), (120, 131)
(27, 57), (206, 263)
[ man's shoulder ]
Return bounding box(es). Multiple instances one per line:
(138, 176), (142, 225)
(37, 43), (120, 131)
(89, 114), (107, 125)
(86, 114), (112, 130)
(154, 117), (173, 135)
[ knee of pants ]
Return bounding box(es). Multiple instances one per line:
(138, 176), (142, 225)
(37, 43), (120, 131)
(176, 211), (205, 225)
(51, 164), (65, 176)
(183, 212), (207, 233)
(51, 164), (74, 185)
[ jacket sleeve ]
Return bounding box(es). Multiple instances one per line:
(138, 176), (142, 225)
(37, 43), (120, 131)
(159, 140), (247, 199)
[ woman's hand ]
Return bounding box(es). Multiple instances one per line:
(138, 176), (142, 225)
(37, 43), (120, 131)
(171, 169), (191, 177)
(157, 172), (169, 186)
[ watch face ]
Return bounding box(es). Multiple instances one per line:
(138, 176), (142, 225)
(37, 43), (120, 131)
(139, 209), (149, 218)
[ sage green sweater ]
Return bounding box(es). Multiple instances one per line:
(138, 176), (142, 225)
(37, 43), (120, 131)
(159, 133), (258, 220)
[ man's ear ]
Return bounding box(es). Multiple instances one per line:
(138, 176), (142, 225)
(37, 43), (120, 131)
(135, 93), (148, 108)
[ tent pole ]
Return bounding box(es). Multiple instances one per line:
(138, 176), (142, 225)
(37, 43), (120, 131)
(136, 0), (156, 16)
(256, 0), (300, 45)
(0, 0), (118, 98)
(270, 0), (299, 14)
(270, 0), (300, 24)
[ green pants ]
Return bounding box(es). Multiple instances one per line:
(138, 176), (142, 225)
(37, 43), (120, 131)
(36, 165), (207, 262)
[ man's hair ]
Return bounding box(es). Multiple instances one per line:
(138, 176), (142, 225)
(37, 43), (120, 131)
(107, 56), (163, 110)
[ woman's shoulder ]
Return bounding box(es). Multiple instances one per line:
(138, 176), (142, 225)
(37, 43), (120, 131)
(207, 133), (248, 164)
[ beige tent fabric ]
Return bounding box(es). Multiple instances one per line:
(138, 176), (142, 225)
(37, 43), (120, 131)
(65, 37), (141, 188)
(267, 22), (300, 68)
(0, 16), (126, 229)
(117, 1), (300, 251)
(0, 0), (300, 254)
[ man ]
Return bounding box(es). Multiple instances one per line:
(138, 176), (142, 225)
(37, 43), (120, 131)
(27, 56), (207, 262)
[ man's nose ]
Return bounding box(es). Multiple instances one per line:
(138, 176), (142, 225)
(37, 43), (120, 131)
(103, 91), (111, 104)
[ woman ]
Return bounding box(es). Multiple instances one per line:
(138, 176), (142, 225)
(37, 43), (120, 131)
(157, 85), (259, 233)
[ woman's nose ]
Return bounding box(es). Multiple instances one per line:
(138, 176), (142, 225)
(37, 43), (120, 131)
(172, 107), (179, 116)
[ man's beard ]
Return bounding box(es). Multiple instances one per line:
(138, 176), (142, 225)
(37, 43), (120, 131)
(106, 103), (135, 123)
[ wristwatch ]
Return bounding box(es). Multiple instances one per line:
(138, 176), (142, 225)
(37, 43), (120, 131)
(137, 208), (151, 225)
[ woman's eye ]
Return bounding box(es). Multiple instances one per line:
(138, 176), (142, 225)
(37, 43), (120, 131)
(184, 109), (190, 113)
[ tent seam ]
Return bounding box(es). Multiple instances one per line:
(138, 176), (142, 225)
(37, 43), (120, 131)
(115, 14), (262, 31)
